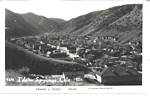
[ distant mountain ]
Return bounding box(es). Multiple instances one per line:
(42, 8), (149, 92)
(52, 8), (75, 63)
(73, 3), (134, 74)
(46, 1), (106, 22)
(5, 4), (142, 43)
(5, 9), (39, 39)
(59, 4), (142, 43)
(5, 9), (65, 39)
(49, 18), (66, 25)
(21, 13), (65, 33)
(105, 5), (142, 43)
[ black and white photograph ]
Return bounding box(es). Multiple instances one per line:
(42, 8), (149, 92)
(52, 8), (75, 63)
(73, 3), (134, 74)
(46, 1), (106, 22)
(4, 1), (143, 86)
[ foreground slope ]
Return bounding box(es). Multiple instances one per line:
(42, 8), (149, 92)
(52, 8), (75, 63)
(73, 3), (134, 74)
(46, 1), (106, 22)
(5, 41), (90, 75)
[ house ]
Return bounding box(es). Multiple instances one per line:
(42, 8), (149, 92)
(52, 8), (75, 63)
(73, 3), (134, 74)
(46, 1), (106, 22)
(64, 71), (84, 80)
(100, 66), (142, 85)
(9, 38), (16, 43)
(50, 50), (68, 58)
(84, 72), (99, 84)
(67, 46), (76, 53)
(32, 42), (42, 50)
(41, 44), (56, 54)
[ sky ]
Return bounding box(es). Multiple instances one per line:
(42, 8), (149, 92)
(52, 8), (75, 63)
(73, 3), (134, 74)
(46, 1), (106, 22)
(3, 0), (143, 20)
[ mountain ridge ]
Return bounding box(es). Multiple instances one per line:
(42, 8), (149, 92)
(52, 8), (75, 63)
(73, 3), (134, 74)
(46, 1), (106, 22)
(5, 9), (39, 39)
(21, 12), (66, 33)
(5, 4), (142, 43)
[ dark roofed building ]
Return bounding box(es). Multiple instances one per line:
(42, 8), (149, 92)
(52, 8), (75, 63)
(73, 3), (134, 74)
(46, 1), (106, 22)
(101, 66), (142, 85)
(67, 46), (76, 53)
(50, 52), (68, 58)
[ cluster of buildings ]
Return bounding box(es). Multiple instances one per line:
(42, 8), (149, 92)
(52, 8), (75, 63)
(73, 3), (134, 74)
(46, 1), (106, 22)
(8, 34), (142, 85)
(9, 37), (80, 60)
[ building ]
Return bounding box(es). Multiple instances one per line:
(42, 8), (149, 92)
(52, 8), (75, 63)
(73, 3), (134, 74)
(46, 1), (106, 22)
(100, 66), (142, 85)
(67, 46), (76, 53)
(50, 50), (68, 58)
(64, 71), (84, 80)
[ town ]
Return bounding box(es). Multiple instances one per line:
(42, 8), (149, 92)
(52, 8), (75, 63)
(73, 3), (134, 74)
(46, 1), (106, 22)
(7, 33), (142, 85)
